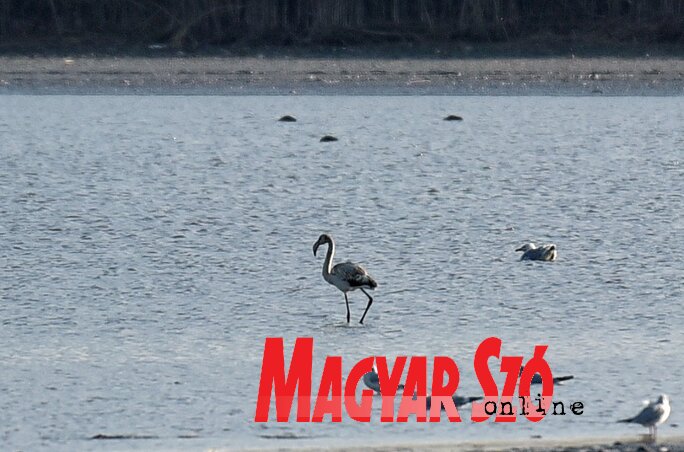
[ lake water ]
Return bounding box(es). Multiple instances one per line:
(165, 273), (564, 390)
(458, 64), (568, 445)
(0, 95), (682, 451)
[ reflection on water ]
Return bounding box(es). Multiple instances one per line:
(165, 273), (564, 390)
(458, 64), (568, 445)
(0, 95), (682, 450)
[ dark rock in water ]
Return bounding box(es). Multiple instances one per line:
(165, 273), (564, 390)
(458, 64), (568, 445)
(278, 115), (297, 122)
(444, 115), (463, 121)
(320, 135), (338, 142)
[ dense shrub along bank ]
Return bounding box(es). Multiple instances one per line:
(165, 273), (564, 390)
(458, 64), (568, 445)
(0, 0), (682, 49)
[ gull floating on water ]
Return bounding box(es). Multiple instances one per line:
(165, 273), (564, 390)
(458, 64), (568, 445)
(426, 394), (483, 410)
(520, 367), (574, 385)
(362, 365), (404, 394)
(534, 374), (574, 385)
(313, 234), (377, 324)
(516, 243), (557, 261)
(618, 394), (671, 441)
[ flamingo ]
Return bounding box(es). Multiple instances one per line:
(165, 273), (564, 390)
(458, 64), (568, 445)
(516, 243), (557, 261)
(618, 394), (671, 441)
(313, 234), (377, 324)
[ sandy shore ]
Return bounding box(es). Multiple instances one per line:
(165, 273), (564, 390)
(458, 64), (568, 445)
(233, 436), (684, 452)
(1, 55), (683, 95)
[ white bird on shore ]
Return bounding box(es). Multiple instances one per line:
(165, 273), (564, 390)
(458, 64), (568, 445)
(313, 234), (377, 324)
(516, 243), (557, 261)
(618, 394), (671, 441)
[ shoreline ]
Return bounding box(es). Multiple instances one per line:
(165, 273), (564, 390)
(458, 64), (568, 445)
(234, 435), (684, 452)
(1, 55), (683, 95)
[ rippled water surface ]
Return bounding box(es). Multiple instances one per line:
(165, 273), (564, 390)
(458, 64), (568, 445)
(1, 95), (682, 451)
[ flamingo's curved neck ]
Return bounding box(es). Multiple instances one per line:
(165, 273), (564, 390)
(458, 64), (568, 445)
(322, 238), (335, 280)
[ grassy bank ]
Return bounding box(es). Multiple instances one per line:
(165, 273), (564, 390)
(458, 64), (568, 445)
(1, 54), (683, 95)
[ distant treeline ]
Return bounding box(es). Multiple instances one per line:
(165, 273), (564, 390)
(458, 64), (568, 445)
(1, 0), (683, 48)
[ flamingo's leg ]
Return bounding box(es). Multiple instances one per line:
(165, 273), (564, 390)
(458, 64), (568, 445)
(344, 293), (350, 323)
(359, 289), (373, 324)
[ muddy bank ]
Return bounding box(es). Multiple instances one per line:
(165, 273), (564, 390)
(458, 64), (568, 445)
(1, 55), (683, 95)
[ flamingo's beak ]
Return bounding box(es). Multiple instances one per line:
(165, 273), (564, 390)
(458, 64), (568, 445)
(313, 242), (320, 256)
